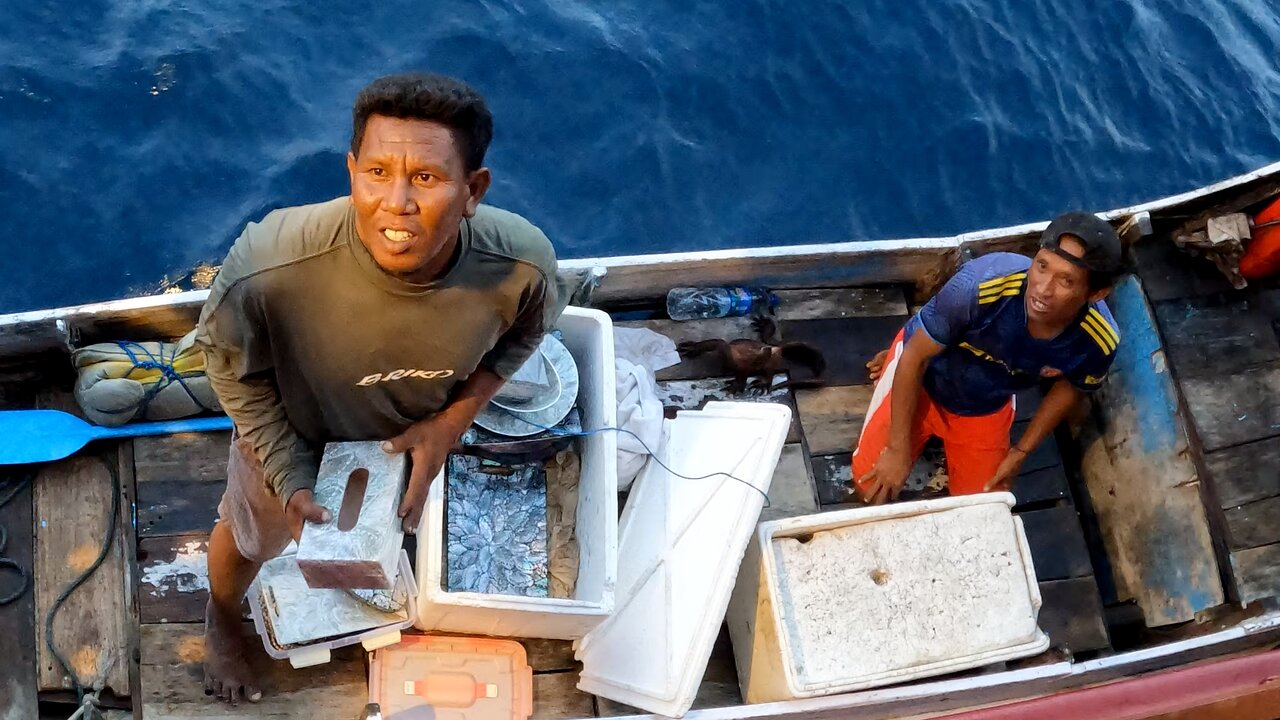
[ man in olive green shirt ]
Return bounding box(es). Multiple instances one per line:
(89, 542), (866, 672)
(195, 73), (562, 704)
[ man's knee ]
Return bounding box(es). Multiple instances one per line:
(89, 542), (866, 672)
(215, 515), (291, 566)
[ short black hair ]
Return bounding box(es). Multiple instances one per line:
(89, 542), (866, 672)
(350, 73), (493, 172)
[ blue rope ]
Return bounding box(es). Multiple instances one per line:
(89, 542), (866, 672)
(102, 340), (216, 417)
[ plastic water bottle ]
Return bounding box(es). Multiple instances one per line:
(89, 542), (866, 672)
(666, 287), (779, 321)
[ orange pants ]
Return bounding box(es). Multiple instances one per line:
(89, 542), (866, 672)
(851, 330), (1014, 497)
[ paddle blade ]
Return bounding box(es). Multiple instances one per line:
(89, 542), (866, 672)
(0, 410), (235, 465)
(0, 410), (94, 465)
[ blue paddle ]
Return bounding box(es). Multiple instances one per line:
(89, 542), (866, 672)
(0, 410), (234, 465)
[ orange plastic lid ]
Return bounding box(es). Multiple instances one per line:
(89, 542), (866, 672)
(370, 635), (534, 720)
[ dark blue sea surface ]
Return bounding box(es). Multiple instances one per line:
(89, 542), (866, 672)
(2, 1), (1279, 313)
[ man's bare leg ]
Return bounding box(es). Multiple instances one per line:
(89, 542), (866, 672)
(203, 521), (263, 704)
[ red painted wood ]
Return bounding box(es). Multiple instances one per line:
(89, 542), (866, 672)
(941, 649), (1280, 720)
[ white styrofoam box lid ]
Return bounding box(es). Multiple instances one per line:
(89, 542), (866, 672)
(764, 493), (1048, 695)
(576, 401), (792, 717)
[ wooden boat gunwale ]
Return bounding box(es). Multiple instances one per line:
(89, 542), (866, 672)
(3, 158), (1279, 358)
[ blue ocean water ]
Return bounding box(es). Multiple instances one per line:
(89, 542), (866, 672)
(2, 1), (1279, 313)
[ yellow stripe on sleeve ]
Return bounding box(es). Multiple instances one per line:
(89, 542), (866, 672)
(1081, 316), (1116, 354)
(1087, 308), (1120, 346)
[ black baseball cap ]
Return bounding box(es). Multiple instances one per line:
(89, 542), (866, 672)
(1039, 211), (1123, 288)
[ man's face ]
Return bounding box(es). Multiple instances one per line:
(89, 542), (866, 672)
(1026, 236), (1097, 326)
(347, 115), (490, 281)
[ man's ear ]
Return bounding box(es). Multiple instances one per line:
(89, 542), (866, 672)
(346, 152), (358, 186)
(464, 167), (492, 217)
(1088, 286), (1111, 304)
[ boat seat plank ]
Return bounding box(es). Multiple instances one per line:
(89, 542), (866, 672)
(1014, 388), (1042, 422)
(777, 315), (905, 386)
(1037, 576), (1110, 654)
(1019, 505), (1095, 581)
(1012, 420), (1063, 474)
(519, 639), (578, 673)
(811, 452), (857, 506)
(584, 243), (957, 305)
(1205, 439), (1280, 508)
(33, 452), (132, 696)
(1013, 465), (1070, 507)
(1080, 277), (1224, 626)
(1131, 239), (1235, 304)
(1154, 298), (1280, 378)
(618, 317), (758, 382)
(773, 287), (909, 321)
(760, 444), (820, 522)
(532, 671), (596, 719)
(795, 385), (873, 456)
(1224, 497), (1280, 551)
(139, 622), (367, 719)
(1180, 361), (1280, 452)
(655, 376), (802, 443)
(0, 473), (39, 718)
(810, 457), (1068, 510)
(138, 536), (233, 625)
(1229, 544), (1280, 603)
(135, 432), (232, 538)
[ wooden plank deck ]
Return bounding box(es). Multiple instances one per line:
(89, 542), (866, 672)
(0, 471), (39, 718)
(1141, 251), (1280, 604)
(33, 452), (132, 696)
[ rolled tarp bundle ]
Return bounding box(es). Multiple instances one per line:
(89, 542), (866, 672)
(72, 328), (221, 427)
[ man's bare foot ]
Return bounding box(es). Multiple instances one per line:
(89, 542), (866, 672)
(203, 600), (262, 705)
(866, 349), (890, 382)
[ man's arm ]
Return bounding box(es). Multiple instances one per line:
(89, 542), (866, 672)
(858, 331), (945, 504)
(382, 366), (507, 532)
(984, 378), (1082, 491)
(385, 278), (559, 533)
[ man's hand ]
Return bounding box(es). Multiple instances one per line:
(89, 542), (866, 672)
(983, 448), (1027, 492)
(866, 349), (890, 382)
(383, 415), (462, 534)
(857, 445), (913, 505)
(285, 489), (331, 542)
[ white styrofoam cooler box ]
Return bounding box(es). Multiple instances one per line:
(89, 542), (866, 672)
(727, 493), (1049, 703)
(576, 401), (793, 718)
(415, 306), (618, 639)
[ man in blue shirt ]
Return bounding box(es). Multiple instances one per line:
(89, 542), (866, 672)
(854, 212), (1123, 504)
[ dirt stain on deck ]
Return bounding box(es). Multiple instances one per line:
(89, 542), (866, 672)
(67, 543), (98, 573)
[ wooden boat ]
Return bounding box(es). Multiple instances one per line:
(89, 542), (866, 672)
(3, 160), (1280, 719)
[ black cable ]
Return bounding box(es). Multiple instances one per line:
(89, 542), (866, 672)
(0, 469), (35, 606)
(488, 411), (773, 507)
(44, 455), (120, 704)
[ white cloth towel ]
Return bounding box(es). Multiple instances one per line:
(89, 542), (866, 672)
(611, 327), (677, 490)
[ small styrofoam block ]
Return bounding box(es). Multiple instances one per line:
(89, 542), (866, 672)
(415, 306), (619, 640)
(727, 494), (1049, 703)
(575, 401), (792, 718)
(297, 441), (407, 589)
